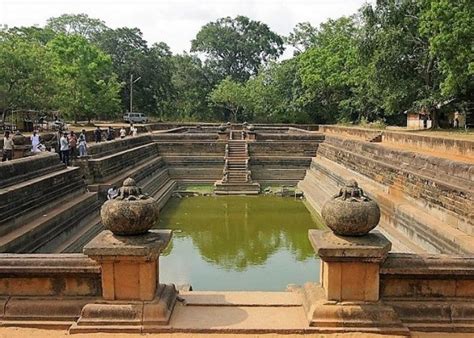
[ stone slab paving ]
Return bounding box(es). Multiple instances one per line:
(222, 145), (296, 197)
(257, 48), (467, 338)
(168, 303), (308, 332)
(180, 291), (302, 306)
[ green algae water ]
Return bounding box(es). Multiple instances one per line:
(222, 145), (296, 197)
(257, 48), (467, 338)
(156, 195), (323, 291)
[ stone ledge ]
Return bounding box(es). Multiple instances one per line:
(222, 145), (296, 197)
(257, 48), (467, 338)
(84, 230), (172, 259)
(308, 229), (391, 262)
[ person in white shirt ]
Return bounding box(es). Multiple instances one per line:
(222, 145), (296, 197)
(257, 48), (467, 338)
(120, 127), (126, 139)
(130, 124), (138, 137)
(2, 131), (14, 162)
(107, 186), (118, 200)
(60, 132), (70, 165)
(78, 134), (88, 157)
(30, 131), (41, 153)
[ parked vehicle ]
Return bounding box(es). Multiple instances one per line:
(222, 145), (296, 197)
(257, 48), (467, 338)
(123, 113), (148, 123)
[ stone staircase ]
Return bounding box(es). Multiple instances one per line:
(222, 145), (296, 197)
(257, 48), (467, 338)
(215, 132), (260, 195)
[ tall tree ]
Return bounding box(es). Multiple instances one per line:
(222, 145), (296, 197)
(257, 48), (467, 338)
(0, 30), (54, 121)
(298, 17), (362, 123)
(209, 77), (249, 122)
(46, 13), (108, 41)
(285, 22), (318, 55)
(171, 54), (216, 121)
(420, 0), (473, 100)
(191, 16), (284, 82)
(47, 34), (121, 122)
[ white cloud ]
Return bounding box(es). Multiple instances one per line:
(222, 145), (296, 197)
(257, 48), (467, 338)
(1, 0), (373, 53)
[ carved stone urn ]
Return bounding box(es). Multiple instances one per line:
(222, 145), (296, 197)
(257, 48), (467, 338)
(321, 179), (380, 236)
(101, 178), (158, 235)
(219, 124), (227, 132)
(247, 124), (255, 131)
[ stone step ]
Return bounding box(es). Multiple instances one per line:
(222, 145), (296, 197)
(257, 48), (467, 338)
(0, 192), (99, 253)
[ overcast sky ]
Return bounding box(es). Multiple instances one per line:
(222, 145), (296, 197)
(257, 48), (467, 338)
(1, 0), (372, 54)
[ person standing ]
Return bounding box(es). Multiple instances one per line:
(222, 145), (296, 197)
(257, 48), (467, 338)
(94, 126), (102, 143)
(119, 127), (126, 139)
(30, 131), (41, 153)
(80, 129), (87, 141)
(60, 132), (70, 165)
(2, 131), (14, 162)
(68, 131), (78, 159)
(78, 134), (88, 157)
(107, 126), (115, 141)
(107, 186), (118, 200)
(130, 124), (138, 137)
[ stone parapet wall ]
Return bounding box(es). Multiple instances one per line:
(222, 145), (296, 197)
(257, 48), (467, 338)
(87, 135), (152, 158)
(249, 141), (319, 157)
(156, 142), (225, 156)
(381, 253), (474, 299)
(152, 133), (218, 141)
(324, 135), (473, 183)
(299, 157), (474, 254)
(256, 133), (324, 141)
(82, 143), (160, 183)
(0, 254), (101, 297)
(320, 125), (474, 158)
(0, 152), (64, 188)
(318, 137), (473, 234)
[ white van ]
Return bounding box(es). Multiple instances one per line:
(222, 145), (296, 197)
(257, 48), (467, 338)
(123, 113), (148, 123)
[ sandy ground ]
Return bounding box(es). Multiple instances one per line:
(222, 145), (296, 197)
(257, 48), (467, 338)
(1, 327), (473, 338)
(0, 327), (465, 338)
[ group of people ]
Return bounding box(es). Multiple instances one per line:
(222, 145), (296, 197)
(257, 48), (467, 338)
(94, 124), (138, 143)
(2, 123), (139, 164)
(58, 130), (87, 165)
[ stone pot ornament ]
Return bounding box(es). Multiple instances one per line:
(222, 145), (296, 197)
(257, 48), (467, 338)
(101, 178), (159, 236)
(321, 179), (380, 236)
(247, 124), (255, 131)
(218, 124), (227, 132)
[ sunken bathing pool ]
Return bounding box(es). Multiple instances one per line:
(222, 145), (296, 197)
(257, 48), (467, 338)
(155, 195), (324, 291)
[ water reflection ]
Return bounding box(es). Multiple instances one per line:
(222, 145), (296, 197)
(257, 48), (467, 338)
(156, 195), (323, 291)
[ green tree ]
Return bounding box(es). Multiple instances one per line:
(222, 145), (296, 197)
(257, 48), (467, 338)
(298, 17), (362, 123)
(285, 22), (318, 55)
(47, 34), (121, 122)
(46, 13), (108, 41)
(420, 0), (473, 99)
(209, 77), (249, 122)
(0, 30), (54, 121)
(191, 16), (284, 82)
(171, 54), (216, 121)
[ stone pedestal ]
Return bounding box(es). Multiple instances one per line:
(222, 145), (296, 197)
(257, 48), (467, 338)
(302, 229), (409, 335)
(246, 131), (256, 141)
(70, 230), (177, 334)
(218, 131), (228, 141)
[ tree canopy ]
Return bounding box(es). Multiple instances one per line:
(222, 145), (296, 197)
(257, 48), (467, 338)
(1, 5), (472, 126)
(191, 16), (284, 82)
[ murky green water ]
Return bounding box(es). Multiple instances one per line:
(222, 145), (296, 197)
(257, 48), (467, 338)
(156, 195), (323, 291)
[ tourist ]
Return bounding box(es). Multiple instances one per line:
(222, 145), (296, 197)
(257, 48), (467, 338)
(78, 134), (88, 157)
(94, 126), (102, 143)
(30, 130), (41, 153)
(107, 186), (118, 200)
(68, 131), (78, 159)
(2, 131), (14, 162)
(106, 126), (115, 141)
(130, 124), (138, 137)
(80, 129), (87, 140)
(60, 132), (70, 165)
(56, 129), (63, 160)
(119, 127), (126, 139)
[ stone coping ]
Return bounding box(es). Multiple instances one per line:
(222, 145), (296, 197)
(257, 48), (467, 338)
(308, 229), (391, 262)
(0, 253), (100, 275)
(381, 253), (474, 276)
(84, 230), (172, 258)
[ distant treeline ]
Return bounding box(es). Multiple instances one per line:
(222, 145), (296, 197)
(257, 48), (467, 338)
(1, 0), (472, 125)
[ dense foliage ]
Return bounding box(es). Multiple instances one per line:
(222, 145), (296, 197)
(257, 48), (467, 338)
(1, 1), (472, 125)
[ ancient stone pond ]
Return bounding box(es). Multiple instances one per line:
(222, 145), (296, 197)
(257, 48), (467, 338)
(156, 195), (323, 290)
